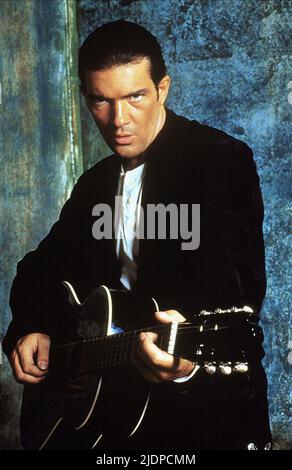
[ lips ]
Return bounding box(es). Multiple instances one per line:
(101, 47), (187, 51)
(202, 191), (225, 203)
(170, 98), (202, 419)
(113, 134), (134, 145)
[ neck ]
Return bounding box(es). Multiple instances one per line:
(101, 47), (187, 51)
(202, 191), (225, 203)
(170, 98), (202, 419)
(121, 154), (145, 172)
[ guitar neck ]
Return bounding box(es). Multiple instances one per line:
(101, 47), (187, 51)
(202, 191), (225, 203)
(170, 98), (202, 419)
(50, 312), (263, 378)
(51, 324), (172, 377)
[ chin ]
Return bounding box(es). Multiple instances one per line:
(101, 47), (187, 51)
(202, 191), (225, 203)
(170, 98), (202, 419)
(114, 146), (141, 158)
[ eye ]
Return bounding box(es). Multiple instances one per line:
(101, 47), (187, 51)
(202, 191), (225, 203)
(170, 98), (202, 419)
(95, 98), (107, 106)
(129, 94), (143, 102)
(91, 96), (108, 107)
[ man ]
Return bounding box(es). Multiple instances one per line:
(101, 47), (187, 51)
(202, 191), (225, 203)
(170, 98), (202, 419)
(3, 20), (272, 449)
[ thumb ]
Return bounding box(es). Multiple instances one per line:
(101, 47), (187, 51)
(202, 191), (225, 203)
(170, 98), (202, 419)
(37, 334), (50, 371)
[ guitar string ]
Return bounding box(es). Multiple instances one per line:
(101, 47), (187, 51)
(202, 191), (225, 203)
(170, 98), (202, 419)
(52, 322), (259, 360)
(52, 310), (257, 353)
(54, 344), (244, 376)
(51, 333), (255, 375)
(50, 320), (260, 374)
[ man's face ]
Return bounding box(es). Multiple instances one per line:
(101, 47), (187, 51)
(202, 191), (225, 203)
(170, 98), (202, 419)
(83, 58), (170, 161)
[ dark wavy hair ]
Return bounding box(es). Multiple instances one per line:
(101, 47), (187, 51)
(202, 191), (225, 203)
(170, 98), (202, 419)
(78, 20), (167, 91)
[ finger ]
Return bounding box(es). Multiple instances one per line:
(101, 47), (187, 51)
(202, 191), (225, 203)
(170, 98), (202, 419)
(155, 310), (186, 323)
(138, 333), (193, 375)
(134, 345), (184, 382)
(137, 332), (175, 371)
(17, 341), (48, 378)
(133, 336), (196, 382)
(133, 334), (165, 381)
(12, 351), (46, 384)
(36, 335), (50, 371)
(140, 331), (158, 342)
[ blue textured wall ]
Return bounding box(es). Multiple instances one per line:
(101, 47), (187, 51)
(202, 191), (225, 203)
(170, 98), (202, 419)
(77, 0), (292, 449)
(0, 0), (82, 449)
(0, 0), (290, 450)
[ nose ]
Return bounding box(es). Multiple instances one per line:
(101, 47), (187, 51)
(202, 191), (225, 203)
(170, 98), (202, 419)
(112, 101), (130, 129)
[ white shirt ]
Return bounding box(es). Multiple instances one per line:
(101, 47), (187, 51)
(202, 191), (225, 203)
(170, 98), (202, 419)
(115, 162), (145, 290)
(114, 162), (198, 382)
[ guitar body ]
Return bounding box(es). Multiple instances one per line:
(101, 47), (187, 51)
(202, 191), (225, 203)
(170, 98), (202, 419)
(20, 283), (158, 449)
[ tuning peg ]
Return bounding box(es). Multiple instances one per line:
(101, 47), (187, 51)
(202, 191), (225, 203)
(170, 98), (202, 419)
(195, 348), (203, 356)
(219, 362), (232, 375)
(233, 362), (249, 373)
(204, 362), (217, 374)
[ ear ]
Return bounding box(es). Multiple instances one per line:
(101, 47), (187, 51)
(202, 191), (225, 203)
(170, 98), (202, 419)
(157, 75), (171, 104)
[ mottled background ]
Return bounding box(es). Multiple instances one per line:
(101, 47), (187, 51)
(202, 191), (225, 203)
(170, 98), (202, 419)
(0, 0), (291, 449)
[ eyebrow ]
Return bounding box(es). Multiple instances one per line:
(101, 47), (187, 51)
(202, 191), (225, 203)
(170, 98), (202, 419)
(88, 88), (149, 101)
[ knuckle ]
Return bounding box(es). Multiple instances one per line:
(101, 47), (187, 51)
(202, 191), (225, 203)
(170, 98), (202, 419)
(22, 365), (31, 375)
(13, 370), (24, 383)
(39, 334), (50, 345)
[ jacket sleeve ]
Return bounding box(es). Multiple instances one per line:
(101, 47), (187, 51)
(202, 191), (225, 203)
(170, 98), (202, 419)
(2, 171), (93, 358)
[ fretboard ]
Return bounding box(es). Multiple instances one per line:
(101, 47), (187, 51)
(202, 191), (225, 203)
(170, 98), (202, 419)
(51, 324), (172, 376)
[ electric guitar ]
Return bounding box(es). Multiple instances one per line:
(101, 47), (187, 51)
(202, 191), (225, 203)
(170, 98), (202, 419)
(20, 281), (264, 449)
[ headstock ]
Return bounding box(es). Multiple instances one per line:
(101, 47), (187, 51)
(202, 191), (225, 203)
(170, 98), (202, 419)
(173, 305), (264, 375)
